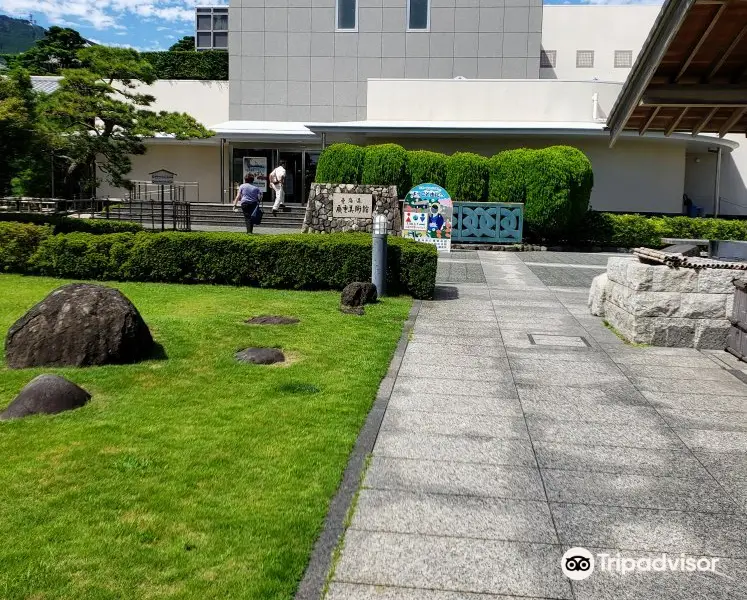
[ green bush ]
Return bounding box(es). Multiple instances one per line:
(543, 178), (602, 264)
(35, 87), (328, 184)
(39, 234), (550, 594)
(140, 51), (228, 80)
(0, 222), (51, 273)
(445, 152), (489, 202)
(488, 149), (533, 203)
(315, 144), (366, 184)
(578, 212), (747, 248)
(361, 144), (410, 195)
(522, 146), (594, 241)
(0, 213), (143, 234)
(408, 150), (447, 188)
(14, 228), (437, 298)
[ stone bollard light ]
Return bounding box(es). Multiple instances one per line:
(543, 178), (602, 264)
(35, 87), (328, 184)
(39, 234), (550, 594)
(372, 214), (388, 297)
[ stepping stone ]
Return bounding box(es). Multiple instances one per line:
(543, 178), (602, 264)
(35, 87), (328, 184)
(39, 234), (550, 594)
(235, 347), (285, 365)
(245, 315), (300, 325)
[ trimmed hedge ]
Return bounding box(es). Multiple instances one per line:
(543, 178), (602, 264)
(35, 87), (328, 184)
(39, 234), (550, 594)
(524, 146), (593, 241)
(445, 152), (489, 202)
(0, 222), (50, 273)
(0, 213), (143, 234)
(579, 212), (747, 248)
(3, 227), (437, 299)
(408, 150), (447, 188)
(361, 144), (410, 193)
(488, 149), (533, 204)
(140, 51), (228, 80)
(315, 144), (365, 185)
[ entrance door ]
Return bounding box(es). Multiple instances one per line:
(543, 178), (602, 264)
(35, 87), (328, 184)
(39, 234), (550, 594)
(278, 152), (302, 204)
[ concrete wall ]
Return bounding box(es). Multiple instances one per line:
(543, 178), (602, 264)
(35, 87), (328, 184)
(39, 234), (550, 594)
(228, 0), (543, 122)
(540, 5), (661, 82)
(367, 78), (620, 122)
(98, 143), (228, 203)
(126, 80), (229, 127)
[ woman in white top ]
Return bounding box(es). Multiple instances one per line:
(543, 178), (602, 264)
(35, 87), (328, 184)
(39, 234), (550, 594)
(269, 161), (286, 215)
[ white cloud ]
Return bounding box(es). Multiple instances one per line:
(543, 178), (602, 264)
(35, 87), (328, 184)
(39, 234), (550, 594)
(0, 0), (227, 30)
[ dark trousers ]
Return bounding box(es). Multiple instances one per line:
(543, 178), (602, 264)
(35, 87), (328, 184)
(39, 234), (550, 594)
(241, 202), (258, 234)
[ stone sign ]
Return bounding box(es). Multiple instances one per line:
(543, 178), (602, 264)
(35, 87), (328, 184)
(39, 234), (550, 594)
(302, 184), (401, 234)
(332, 193), (373, 219)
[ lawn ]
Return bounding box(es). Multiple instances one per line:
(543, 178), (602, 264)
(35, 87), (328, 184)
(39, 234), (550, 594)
(0, 274), (411, 600)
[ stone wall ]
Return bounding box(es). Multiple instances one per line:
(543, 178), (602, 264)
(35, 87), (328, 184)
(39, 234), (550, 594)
(590, 257), (746, 349)
(302, 184), (401, 235)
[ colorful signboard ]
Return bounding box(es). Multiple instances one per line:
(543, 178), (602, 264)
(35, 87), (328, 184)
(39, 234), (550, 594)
(332, 193), (374, 219)
(243, 157), (268, 193)
(402, 183), (453, 252)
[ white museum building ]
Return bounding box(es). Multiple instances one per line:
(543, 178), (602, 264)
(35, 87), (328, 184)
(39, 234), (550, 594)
(79, 1), (747, 217)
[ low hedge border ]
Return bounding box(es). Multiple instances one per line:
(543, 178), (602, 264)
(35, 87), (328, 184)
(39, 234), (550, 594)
(579, 212), (747, 248)
(0, 213), (143, 234)
(0, 225), (438, 299)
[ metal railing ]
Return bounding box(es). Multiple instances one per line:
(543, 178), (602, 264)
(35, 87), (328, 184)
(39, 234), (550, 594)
(101, 199), (192, 231)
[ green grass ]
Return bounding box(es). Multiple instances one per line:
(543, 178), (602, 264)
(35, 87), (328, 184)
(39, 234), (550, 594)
(0, 274), (411, 600)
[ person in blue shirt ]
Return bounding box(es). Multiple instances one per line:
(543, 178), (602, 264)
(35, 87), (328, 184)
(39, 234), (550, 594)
(232, 174), (262, 234)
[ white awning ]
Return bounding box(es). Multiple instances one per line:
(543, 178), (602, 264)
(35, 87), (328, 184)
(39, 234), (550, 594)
(210, 120), (318, 143)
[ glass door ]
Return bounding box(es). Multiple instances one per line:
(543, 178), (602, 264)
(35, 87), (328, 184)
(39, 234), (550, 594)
(278, 151), (303, 204)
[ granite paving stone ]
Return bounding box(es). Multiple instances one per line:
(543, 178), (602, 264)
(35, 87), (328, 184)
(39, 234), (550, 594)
(693, 451), (747, 481)
(391, 376), (518, 398)
(516, 384), (650, 407)
(675, 429), (747, 453)
(643, 391), (747, 412)
(387, 392), (524, 416)
(404, 341), (508, 358)
(400, 354), (510, 370)
(379, 410), (529, 440)
(413, 322), (503, 338)
(326, 584), (529, 600)
(351, 489), (558, 543)
(657, 408), (747, 432)
(629, 375), (747, 396)
(374, 431), (536, 466)
(619, 364), (732, 381)
(397, 364), (513, 382)
(550, 503), (747, 558)
(542, 469), (741, 513)
(333, 530), (573, 599)
(526, 418), (686, 449)
(364, 457), (546, 500)
(533, 442), (711, 478)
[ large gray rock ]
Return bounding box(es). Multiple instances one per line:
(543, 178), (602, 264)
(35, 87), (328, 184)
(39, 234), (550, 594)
(235, 347), (285, 365)
(5, 283), (154, 369)
(1, 374), (90, 420)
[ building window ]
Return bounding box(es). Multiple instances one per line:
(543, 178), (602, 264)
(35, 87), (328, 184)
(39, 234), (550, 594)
(614, 50), (633, 68)
(576, 50), (595, 68)
(408, 0), (429, 30)
(540, 50), (556, 69)
(195, 6), (229, 50)
(337, 0), (357, 30)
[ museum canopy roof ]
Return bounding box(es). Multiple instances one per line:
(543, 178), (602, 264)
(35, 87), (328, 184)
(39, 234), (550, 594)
(607, 0), (747, 145)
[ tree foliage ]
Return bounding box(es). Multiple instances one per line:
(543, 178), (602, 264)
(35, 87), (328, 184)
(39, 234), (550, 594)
(169, 36), (196, 52)
(0, 69), (36, 195)
(16, 27), (87, 75)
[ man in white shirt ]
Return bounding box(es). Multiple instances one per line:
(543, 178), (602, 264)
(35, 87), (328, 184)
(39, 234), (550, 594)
(269, 161), (287, 215)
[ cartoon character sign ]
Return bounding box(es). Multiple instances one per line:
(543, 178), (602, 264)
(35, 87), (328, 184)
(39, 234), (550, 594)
(402, 183), (453, 252)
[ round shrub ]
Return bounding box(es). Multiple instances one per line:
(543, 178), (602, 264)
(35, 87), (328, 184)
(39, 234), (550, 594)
(488, 149), (533, 203)
(523, 146), (593, 241)
(314, 144), (365, 184)
(407, 150), (447, 188)
(445, 152), (489, 202)
(361, 144), (410, 195)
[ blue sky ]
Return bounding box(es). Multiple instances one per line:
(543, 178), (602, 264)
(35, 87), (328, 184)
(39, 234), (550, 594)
(0, 0), (662, 52)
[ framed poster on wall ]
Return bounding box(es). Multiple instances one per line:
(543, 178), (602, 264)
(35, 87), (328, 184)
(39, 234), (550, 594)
(243, 157), (268, 193)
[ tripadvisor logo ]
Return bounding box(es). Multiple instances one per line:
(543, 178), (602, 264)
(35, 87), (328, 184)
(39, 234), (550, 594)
(561, 547), (721, 580)
(561, 547), (594, 580)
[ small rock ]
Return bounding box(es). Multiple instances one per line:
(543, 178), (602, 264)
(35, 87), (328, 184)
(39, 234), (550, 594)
(341, 282), (378, 314)
(1, 374), (91, 420)
(235, 347), (285, 365)
(245, 315), (300, 326)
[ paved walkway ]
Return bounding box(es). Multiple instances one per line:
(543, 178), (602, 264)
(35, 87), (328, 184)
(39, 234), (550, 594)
(327, 251), (747, 600)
